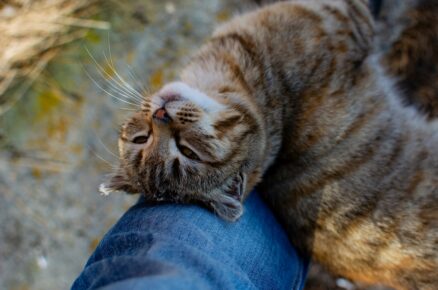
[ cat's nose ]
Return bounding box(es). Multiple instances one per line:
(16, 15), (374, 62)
(153, 108), (172, 123)
(153, 93), (181, 124)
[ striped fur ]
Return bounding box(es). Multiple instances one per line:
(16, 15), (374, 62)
(105, 1), (437, 289)
(375, 0), (438, 120)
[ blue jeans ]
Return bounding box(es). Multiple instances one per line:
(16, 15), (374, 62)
(71, 192), (308, 290)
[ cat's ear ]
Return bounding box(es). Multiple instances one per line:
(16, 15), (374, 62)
(99, 171), (138, 196)
(208, 172), (247, 222)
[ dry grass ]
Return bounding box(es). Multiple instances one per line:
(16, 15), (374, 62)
(0, 0), (109, 114)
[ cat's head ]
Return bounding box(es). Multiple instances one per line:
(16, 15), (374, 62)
(101, 82), (264, 221)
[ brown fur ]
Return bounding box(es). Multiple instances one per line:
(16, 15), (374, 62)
(375, 0), (438, 119)
(104, 1), (438, 289)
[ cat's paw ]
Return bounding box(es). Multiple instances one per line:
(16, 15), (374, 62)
(207, 172), (247, 222)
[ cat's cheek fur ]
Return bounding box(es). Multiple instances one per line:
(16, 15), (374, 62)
(206, 172), (247, 222)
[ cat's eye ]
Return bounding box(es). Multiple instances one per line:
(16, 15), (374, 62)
(132, 135), (149, 144)
(178, 144), (200, 161)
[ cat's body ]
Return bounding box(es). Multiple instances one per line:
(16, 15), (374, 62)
(375, 0), (438, 119)
(104, 0), (438, 289)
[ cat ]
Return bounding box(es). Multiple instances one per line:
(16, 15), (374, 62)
(374, 0), (438, 120)
(101, 0), (438, 289)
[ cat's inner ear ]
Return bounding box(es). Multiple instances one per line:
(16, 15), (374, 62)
(208, 172), (247, 222)
(99, 171), (138, 196)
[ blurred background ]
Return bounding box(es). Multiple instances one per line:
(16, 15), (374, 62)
(1, 0), (436, 290)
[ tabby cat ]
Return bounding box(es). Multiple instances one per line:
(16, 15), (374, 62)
(101, 0), (438, 289)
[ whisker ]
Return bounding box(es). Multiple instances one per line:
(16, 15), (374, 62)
(106, 38), (147, 100)
(95, 64), (142, 102)
(84, 71), (138, 108)
(83, 66), (139, 107)
(87, 146), (118, 170)
(94, 134), (119, 159)
(85, 46), (142, 104)
(125, 64), (149, 94)
(104, 41), (166, 109)
(103, 64), (144, 103)
(83, 43), (163, 111)
(119, 107), (138, 111)
(104, 81), (143, 104)
(103, 51), (145, 102)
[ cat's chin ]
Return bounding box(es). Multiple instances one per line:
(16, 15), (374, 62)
(101, 169), (247, 222)
(145, 172), (247, 222)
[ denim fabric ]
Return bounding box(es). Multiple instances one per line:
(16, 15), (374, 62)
(71, 192), (308, 290)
